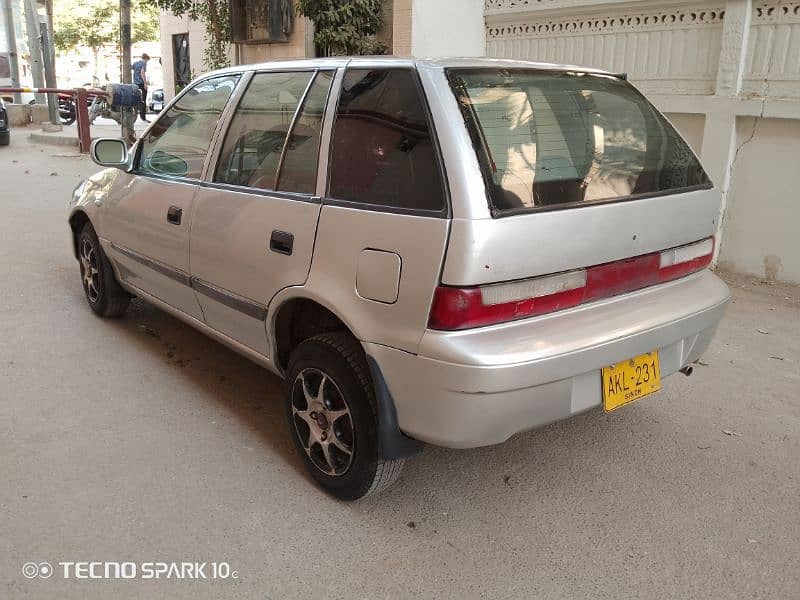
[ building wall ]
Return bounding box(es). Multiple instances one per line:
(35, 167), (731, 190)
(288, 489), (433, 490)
(237, 17), (311, 64)
(719, 117), (800, 282)
(159, 12), (310, 101)
(664, 113), (706, 154)
(392, 0), (486, 56)
(411, 0), (485, 56)
(485, 0), (800, 283)
(159, 12), (208, 100)
(159, 0), (481, 94)
(393, 0), (412, 54)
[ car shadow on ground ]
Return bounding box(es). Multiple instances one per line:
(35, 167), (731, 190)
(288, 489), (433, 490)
(82, 289), (665, 509)
(99, 296), (307, 474)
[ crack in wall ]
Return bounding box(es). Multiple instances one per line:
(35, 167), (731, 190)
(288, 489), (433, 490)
(720, 32), (776, 239)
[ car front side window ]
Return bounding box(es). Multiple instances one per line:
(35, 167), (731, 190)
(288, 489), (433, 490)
(138, 74), (240, 179)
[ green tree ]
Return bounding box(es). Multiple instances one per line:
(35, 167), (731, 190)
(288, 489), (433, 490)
(133, 4), (161, 45)
(54, 0), (160, 84)
(296, 0), (386, 56)
(146, 0), (230, 70)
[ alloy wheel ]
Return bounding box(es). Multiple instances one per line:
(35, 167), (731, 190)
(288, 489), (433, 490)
(79, 237), (100, 303)
(291, 368), (355, 476)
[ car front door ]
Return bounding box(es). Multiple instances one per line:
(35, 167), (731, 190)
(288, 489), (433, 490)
(188, 69), (336, 355)
(102, 74), (241, 320)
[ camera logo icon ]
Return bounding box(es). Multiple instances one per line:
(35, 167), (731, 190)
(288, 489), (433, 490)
(22, 562), (53, 579)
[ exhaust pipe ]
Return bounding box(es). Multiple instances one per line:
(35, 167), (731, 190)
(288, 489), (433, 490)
(679, 366), (693, 377)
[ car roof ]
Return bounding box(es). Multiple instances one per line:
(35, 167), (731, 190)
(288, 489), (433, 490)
(204, 56), (621, 79)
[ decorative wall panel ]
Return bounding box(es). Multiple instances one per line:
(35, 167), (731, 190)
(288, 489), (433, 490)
(743, 1), (800, 98)
(486, 2), (725, 95)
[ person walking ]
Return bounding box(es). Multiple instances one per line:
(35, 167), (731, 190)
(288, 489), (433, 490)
(132, 53), (151, 123)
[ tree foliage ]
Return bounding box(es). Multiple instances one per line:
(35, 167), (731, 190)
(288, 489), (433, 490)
(54, 0), (160, 83)
(53, 1), (117, 56)
(296, 0), (386, 56)
(146, 0), (230, 70)
(54, 0), (160, 52)
(133, 4), (161, 44)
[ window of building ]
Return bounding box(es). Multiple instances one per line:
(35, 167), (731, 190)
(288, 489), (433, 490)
(172, 34), (191, 91)
(229, 0), (294, 43)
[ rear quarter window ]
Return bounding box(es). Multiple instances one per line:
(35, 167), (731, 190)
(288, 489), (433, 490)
(447, 68), (710, 215)
(327, 68), (446, 213)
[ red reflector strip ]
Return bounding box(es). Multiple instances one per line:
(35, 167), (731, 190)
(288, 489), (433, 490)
(428, 237), (714, 331)
(584, 253), (661, 302)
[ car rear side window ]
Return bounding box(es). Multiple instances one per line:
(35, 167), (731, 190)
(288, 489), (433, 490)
(214, 71), (314, 191)
(328, 68), (446, 212)
(276, 70), (334, 194)
(138, 74), (240, 179)
(447, 69), (711, 215)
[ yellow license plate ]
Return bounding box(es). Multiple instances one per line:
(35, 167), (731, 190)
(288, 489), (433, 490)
(602, 351), (661, 412)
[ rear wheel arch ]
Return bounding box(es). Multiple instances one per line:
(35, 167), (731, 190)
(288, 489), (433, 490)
(273, 297), (354, 374)
(69, 210), (91, 258)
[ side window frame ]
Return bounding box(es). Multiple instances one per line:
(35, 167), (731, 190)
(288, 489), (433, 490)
(202, 67), (338, 202)
(323, 66), (451, 218)
(132, 72), (245, 182)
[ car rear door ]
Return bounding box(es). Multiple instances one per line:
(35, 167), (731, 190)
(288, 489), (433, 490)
(188, 68), (336, 356)
(438, 67), (719, 288)
(101, 74), (241, 320)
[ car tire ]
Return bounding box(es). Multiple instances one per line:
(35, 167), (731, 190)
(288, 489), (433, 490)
(285, 332), (404, 500)
(77, 222), (130, 317)
(0, 132), (9, 146)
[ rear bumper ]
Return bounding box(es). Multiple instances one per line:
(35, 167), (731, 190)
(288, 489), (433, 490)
(365, 270), (730, 448)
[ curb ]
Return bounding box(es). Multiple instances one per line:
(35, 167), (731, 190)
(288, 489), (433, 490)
(28, 132), (80, 148)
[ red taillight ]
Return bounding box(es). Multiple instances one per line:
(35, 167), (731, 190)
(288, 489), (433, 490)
(429, 237), (715, 331)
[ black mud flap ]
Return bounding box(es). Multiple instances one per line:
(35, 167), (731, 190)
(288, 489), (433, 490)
(366, 355), (424, 460)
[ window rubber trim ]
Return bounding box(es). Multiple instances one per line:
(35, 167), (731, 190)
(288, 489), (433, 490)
(494, 182), (715, 217)
(199, 180), (321, 204)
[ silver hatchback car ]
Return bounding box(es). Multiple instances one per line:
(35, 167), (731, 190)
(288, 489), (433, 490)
(69, 57), (729, 499)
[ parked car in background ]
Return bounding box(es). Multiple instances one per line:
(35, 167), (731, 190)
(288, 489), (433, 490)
(0, 98), (10, 146)
(148, 88), (164, 113)
(68, 57), (730, 500)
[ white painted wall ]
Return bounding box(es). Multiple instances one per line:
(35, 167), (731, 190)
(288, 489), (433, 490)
(720, 117), (800, 282)
(159, 12), (207, 100)
(664, 113), (706, 154)
(411, 0), (485, 57)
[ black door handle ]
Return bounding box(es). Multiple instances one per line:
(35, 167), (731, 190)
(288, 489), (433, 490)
(167, 205), (182, 225)
(270, 230), (294, 256)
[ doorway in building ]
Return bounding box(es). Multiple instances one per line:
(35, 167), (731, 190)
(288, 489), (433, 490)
(172, 34), (191, 93)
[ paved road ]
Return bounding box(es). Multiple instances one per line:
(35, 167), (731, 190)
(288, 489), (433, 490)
(2, 136), (799, 599)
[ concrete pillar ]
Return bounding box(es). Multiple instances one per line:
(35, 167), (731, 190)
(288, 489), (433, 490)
(716, 0), (752, 96)
(703, 0), (754, 261)
(395, 0), (485, 57)
(23, 0), (46, 103)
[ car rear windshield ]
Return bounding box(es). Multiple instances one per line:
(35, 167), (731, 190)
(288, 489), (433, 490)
(446, 68), (711, 215)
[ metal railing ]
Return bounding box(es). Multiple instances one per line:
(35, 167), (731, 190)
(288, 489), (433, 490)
(0, 87), (106, 152)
